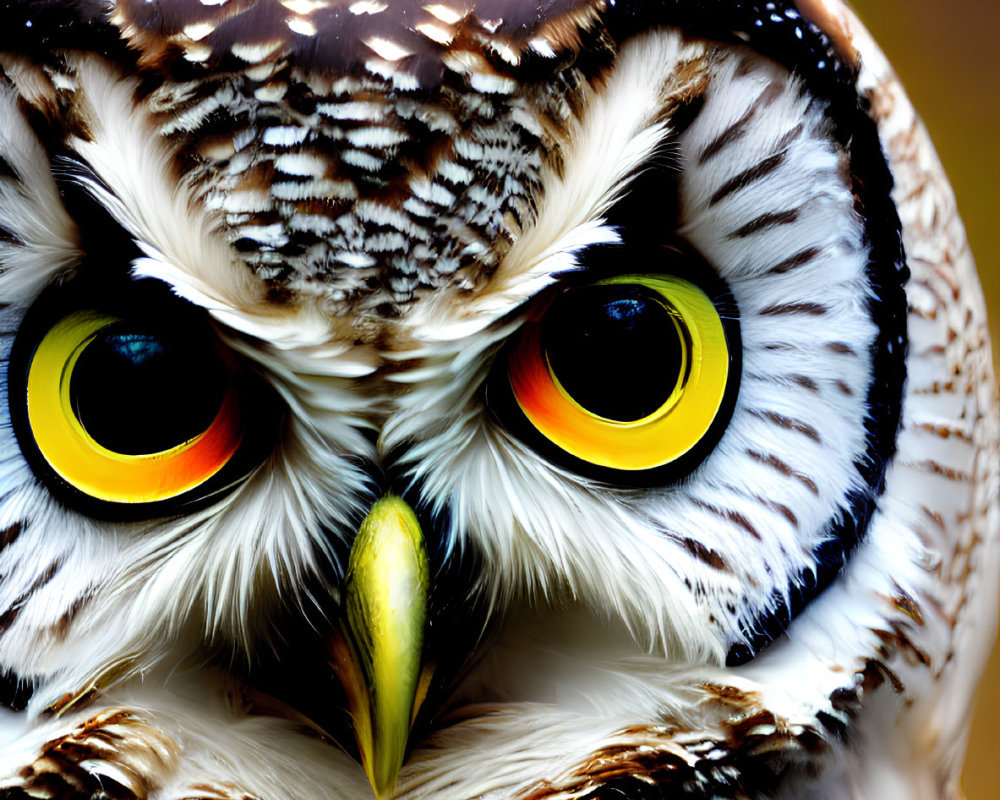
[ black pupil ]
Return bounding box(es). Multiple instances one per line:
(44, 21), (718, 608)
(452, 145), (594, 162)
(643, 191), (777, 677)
(542, 284), (687, 422)
(70, 323), (228, 455)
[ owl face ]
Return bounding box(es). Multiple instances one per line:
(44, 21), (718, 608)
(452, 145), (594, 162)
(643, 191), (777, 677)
(0, 2), (992, 799)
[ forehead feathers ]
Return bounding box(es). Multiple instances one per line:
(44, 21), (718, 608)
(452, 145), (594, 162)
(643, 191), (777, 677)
(4, 0), (860, 338)
(106, 0), (611, 322)
(111, 0), (602, 74)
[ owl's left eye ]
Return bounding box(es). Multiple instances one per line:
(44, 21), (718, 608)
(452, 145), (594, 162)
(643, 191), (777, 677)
(491, 271), (740, 484)
(9, 280), (275, 516)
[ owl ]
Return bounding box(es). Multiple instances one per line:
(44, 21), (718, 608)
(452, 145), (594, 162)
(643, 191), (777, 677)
(0, 0), (995, 798)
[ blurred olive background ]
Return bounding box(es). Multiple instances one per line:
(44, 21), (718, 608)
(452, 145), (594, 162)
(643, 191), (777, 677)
(848, 1), (999, 796)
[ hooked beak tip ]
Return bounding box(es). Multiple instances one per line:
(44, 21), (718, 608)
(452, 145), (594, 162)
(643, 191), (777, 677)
(332, 495), (431, 800)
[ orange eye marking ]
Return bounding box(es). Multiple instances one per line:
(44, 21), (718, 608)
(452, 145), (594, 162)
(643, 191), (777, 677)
(26, 310), (242, 504)
(509, 276), (730, 471)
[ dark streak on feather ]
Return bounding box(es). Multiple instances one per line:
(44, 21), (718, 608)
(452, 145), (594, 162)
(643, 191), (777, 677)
(748, 409), (821, 443)
(698, 80), (784, 164)
(0, 561), (61, 635)
(678, 537), (732, 571)
(825, 341), (857, 356)
(693, 499), (762, 541)
(0, 669), (33, 712)
(746, 451), (819, 495)
(790, 374), (820, 392)
(708, 151), (786, 206)
(758, 301), (828, 317)
(766, 246), (822, 275)
(729, 208), (801, 239)
(51, 594), (90, 643)
(179, 782), (261, 800)
(773, 121), (805, 151)
(0, 523), (22, 551)
(762, 498), (798, 529)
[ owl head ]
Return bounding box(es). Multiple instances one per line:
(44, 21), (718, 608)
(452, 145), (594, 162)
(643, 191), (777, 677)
(0, 1), (994, 798)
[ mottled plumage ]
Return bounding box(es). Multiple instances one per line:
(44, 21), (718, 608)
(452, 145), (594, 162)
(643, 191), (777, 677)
(0, 1), (995, 799)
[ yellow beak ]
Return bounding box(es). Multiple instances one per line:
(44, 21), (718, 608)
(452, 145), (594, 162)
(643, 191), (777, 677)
(329, 495), (432, 799)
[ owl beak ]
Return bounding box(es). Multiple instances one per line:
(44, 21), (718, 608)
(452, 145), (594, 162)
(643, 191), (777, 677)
(329, 495), (432, 800)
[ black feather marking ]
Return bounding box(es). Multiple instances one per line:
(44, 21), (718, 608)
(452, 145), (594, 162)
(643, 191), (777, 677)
(709, 150), (787, 206)
(0, 560), (60, 636)
(591, 0), (908, 665)
(728, 208), (802, 238)
(0, 668), (33, 711)
(0, 522), (21, 551)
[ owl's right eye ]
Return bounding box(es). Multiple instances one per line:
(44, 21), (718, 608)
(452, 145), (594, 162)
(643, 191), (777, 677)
(23, 309), (242, 505)
(490, 264), (740, 485)
(9, 279), (277, 517)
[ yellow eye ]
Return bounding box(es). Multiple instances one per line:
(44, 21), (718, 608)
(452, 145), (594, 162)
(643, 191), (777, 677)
(504, 274), (739, 477)
(21, 308), (244, 506)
